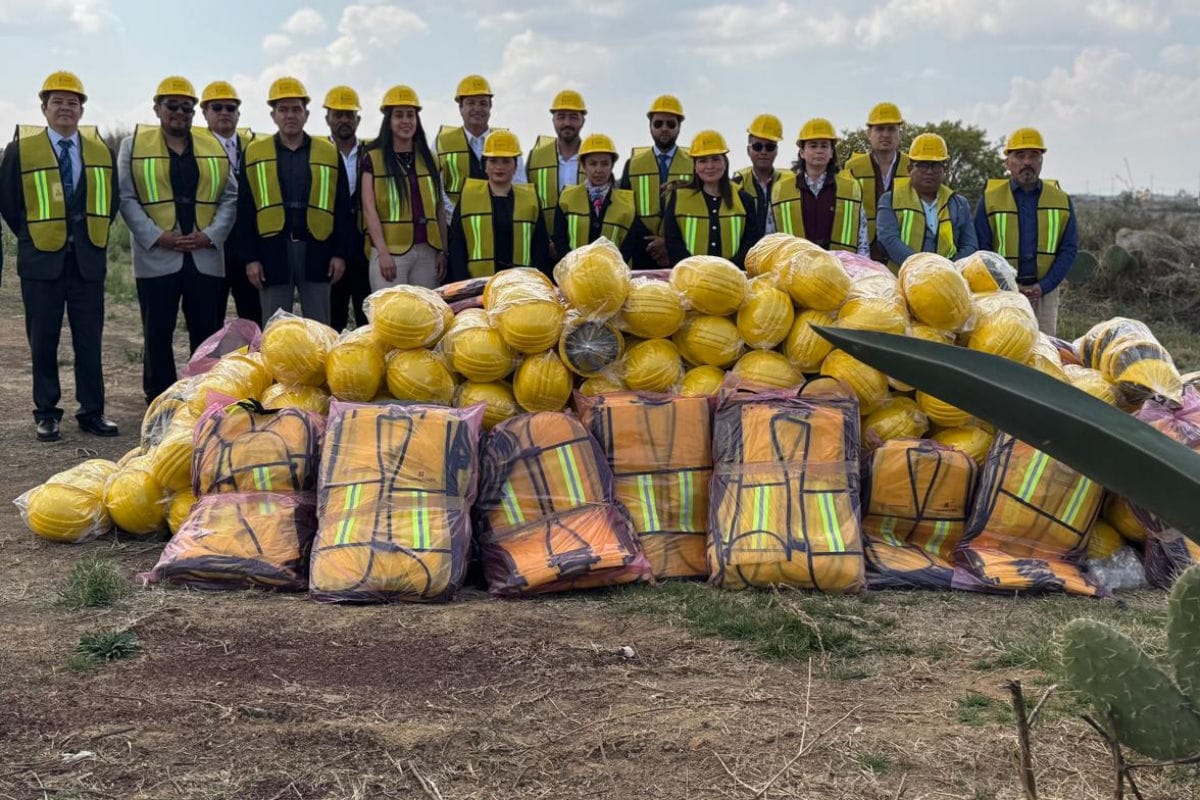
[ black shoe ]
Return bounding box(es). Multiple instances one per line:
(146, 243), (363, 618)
(77, 415), (119, 437)
(36, 419), (61, 442)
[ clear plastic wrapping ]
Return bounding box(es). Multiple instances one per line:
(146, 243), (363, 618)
(680, 365), (726, 397)
(261, 382), (332, 415)
(620, 338), (684, 394)
(673, 314), (745, 368)
(669, 255), (747, 316)
(955, 250), (1018, 294)
(1074, 317), (1183, 406)
(142, 377), (197, 449)
(513, 350), (573, 412)
(730, 350), (801, 390)
(147, 424), (194, 494)
(836, 273), (909, 335)
(103, 455), (167, 536)
(15, 459), (118, 543)
(260, 310), (338, 387)
(483, 268), (566, 355)
(455, 380), (519, 430)
(819, 349), (889, 414)
(1063, 364), (1119, 406)
(385, 348), (457, 405)
(182, 318), (263, 377)
(187, 352), (274, 417)
(474, 411), (650, 595)
(931, 425), (994, 467)
(192, 401), (325, 496)
(861, 395), (929, 449)
(326, 325), (386, 402)
(553, 237), (631, 321)
(1027, 333), (1068, 381)
(783, 309), (837, 373)
(737, 275), (795, 349)
(783, 248), (852, 311)
(615, 277), (686, 340)
(310, 401), (484, 602)
(558, 317), (625, 378)
(365, 284), (453, 350)
(964, 291), (1038, 363)
(898, 252), (974, 332)
(743, 233), (816, 278)
(441, 308), (516, 383)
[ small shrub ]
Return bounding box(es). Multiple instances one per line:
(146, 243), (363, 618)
(58, 555), (130, 610)
(76, 629), (140, 663)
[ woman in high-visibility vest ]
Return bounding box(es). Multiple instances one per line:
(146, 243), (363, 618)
(551, 133), (649, 264)
(360, 85), (447, 290)
(770, 118), (867, 254)
(661, 130), (761, 268)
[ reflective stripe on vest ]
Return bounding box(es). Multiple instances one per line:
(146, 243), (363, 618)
(527, 135), (583, 232)
(769, 173), (862, 252)
(843, 151), (910, 242)
(672, 187), (747, 260)
(243, 135), (338, 241)
(984, 178), (1071, 279)
(888, 178), (958, 269)
(365, 146), (442, 255)
(17, 128), (113, 252)
(130, 125), (229, 231)
(558, 184), (635, 251)
(436, 125), (474, 206)
(627, 146), (692, 235)
(459, 179), (540, 278)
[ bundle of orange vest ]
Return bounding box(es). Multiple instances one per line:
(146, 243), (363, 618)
(309, 401), (483, 602)
(474, 411), (650, 595)
(145, 400), (324, 591)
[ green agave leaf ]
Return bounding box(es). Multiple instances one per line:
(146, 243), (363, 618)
(813, 326), (1200, 543)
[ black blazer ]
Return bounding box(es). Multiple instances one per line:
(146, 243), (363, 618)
(0, 137), (118, 283)
(550, 190), (646, 266)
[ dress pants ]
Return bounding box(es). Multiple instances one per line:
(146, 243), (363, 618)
(223, 239), (261, 324)
(259, 240), (332, 327)
(137, 255), (225, 404)
(368, 244), (440, 291)
(20, 251), (106, 423)
(330, 248), (370, 331)
(1029, 288), (1061, 337)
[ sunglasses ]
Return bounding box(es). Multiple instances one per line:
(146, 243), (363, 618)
(164, 101), (194, 114)
(750, 142), (777, 153)
(652, 119), (677, 130)
(206, 103), (238, 113)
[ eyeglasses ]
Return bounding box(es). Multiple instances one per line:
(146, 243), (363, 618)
(750, 142), (777, 153)
(164, 101), (195, 114)
(652, 119), (677, 130)
(206, 103), (238, 113)
(911, 162), (946, 172)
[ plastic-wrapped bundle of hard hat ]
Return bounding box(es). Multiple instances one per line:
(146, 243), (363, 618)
(670, 255), (746, 316)
(147, 423), (194, 494)
(455, 380), (519, 429)
(964, 290), (1038, 363)
(386, 348), (457, 405)
(260, 311), (337, 386)
(955, 250), (1018, 294)
(441, 308), (515, 383)
(579, 373), (626, 396)
(621, 338), (684, 393)
(731, 350), (801, 390)
(513, 349), (573, 412)
(558, 316), (625, 378)
(142, 377), (196, 449)
(737, 275), (794, 349)
(744, 232), (804, 278)
(681, 364), (726, 397)
(820, 349), (889, 413)
(616, 277), (686, 339)
(837, 272), (909, 334)
(366, 284), (453, 351)
(783, 309), (837, 373)
(103, 454), (167, 536)
(932, 425), (994, 467)
(674, 314), (744, 368)
(553, 237), (630, 320)
(16, 459), (118, 543)
(1063, 364), (1119, 406)
(861, 395), (929, 447)
(1027, 333), (1068, 381)
(898, 253), (973, 332)
(1074, 317), (1183, 407)
(326, 325), (386, 401)
(187, 351), (273, 416)
(262, 382), (332, 415)
(484, 268), (566, 354)
(783, 247), (852, 311)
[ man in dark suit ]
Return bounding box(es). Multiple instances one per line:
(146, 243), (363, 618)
(323, 85), (369, 331)
(0, 71), (120, 442)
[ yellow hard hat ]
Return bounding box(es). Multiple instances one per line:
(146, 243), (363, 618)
(323, 85), (361, 112)
(579, 133), (618, 159)
(647, 94), (685, 119)
(797, 118), (839, 144)
(1005, 127), (1047, 153)
(380, 84), (421, 111)
(910, 132), (949, 162)
(154, 76), (198, 102)
(689, 129), (729, 158)
(39, 70), (87, 103)
(200, 81), (240, 106)
(268, 76), (310, 105)
(482, 129), (521, 158)
(550, 89), (586, 113)
(867, 102), (904, 126)
(746, 113), (783, 142)
(455, 74), (493, 101)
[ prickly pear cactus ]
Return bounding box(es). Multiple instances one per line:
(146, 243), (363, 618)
(1063, 564), (1200, 761)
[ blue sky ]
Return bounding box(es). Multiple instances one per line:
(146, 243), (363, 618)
(2, 0), (1199, 196)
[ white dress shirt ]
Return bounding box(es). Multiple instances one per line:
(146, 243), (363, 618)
(46, 128), (82, 188)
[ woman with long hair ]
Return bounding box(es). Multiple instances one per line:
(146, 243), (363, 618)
(769, 117), (866, 253)
(360, 85), (446, 290)
(661, 129), (760, 268)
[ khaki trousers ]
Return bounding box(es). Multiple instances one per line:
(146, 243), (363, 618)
(368, 244), (440, 292)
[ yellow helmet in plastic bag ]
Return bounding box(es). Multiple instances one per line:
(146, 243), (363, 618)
(819, 349), (888, 413)
(673, 314), (744, 367)
(737, 278), (795, 349)
(261, 382), (331, 415)
(513, 350), (573, 412)
(837, 275), (908, 335)
(485, 269), (566, 354)
(367, 285), (452, 350)
(1086, 518), (1124, 561)
(386, 349), (457, 405)
(670, 255), (747, 317)
(167, 488), (197, 535)
(967, 291), (1038, 363)
(957, 251), (1018, 293)
(1103, 495), (1146, 543)
(1027, 333), (1067, 381)
(680, 365), (726, 397)
(188, 352), (274, 416)
(455, 380), (519, 430)
(553, 238), (630, 320)
(326, 327), (386, 402)
(560, 320), (625, 377)
(745, 233), (796, 278)
(783, 309), (837, 372)
(261, 314), (336, 386)
(898, 252), (972, 331)
(621, 338), (683, 393)
(1064, 364), (1118, 406)
(103, 457), (166, 535)
(862, 396), (928, 445)
(617, 278), (685, 339)
(578, 374), (626, 396)
(732, 350), (801, 390)
(916, 391), (973, 428)
(932, 425), (994, 466)
(784, 248), (852, 311)
(445, 309), (515, 382)
(148, 425), (193, 493)
(20, 460), (116, 543)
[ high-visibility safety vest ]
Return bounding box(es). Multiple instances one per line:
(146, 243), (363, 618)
(558, 184), (635, 251)
(459, 178), (540, 278)
(17, 128), (113, 252)
(770, 174), (862, 252)
(627, 146), (692, 235)
(671, 187), (748, 260)
(130, 125), (230, 232)
(243, 134), (339, 241)
(364, 145), (443, 255)
(843, 151), (910, 242)
(733, 167), (787, 198)
(527, 135), (584, 231)
(887, 178), (958, 269)
(983, 178), (1071, 279)
(436, 125), (485, 208)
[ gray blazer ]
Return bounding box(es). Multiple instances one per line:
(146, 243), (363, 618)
(118, 132), (238, 279)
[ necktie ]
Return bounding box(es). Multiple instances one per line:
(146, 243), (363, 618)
(225, 138), (239, 171)
(57, 139), (75, 198)
(592, 195), (604, 217)
(656, 152), (670, 183)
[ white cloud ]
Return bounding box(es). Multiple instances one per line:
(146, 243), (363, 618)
(681, 2), (851, 64)
(0, 0), (117, 34)
(282, 8), (325, 36)
(262, 33), (291, 53)
(1161, 42), (1200, 67)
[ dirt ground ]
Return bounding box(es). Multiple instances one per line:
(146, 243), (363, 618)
(0, 259), (1196, 800)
